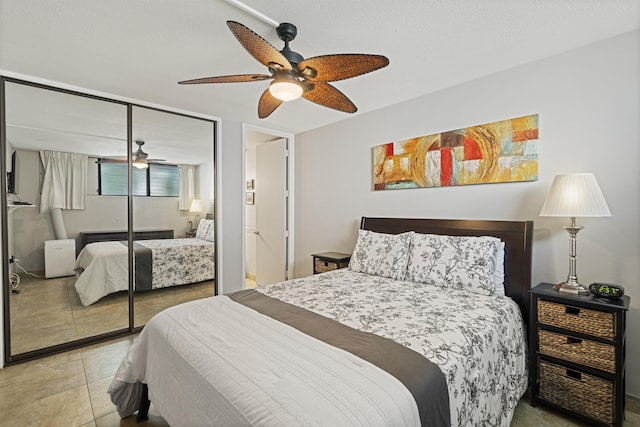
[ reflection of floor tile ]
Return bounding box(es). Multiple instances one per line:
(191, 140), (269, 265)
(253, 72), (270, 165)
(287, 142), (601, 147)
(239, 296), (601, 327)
(73, 303), (129, 338)
(10, 321), (78, 354)
(13, 309), (74, 330)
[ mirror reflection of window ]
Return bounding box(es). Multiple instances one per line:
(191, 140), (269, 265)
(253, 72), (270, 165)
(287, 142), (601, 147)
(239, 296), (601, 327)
(99, 162), (179, 196)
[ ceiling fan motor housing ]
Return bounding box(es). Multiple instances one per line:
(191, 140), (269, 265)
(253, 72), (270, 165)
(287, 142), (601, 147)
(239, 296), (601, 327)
(277, 23), (303, 67)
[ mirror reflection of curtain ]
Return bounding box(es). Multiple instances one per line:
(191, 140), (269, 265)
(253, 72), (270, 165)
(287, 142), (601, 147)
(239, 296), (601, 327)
(39, 150), (87, 238)
(178, 164), (195, 210)
(40, 150), (88, 212)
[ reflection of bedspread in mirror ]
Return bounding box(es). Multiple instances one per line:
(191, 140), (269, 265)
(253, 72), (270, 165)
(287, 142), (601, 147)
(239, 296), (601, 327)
(136, 238), (215, 289)
(74, 238), (215, 306)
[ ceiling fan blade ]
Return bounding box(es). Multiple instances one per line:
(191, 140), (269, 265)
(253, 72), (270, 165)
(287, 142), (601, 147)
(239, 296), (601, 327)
(98, 157), (127, 163)
(298, 54), (389, 82)
(179, 74), (271, 84)
(258, 89), (283, 118)
(302, 82), (357, 113)
(227, 21), (292, 71)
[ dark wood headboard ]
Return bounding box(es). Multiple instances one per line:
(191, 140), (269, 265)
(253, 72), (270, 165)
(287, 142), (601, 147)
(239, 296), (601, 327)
(360, 217), (534, 321)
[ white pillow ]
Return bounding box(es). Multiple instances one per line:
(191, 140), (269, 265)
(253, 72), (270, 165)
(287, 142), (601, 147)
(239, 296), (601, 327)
(493, 242), (506, 296)
(406, 233), (501, 296)
(195, 219), (213, 240)
(349, 230), (414, 280)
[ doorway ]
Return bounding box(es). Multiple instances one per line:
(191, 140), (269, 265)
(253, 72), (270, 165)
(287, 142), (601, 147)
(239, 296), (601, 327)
(243, 125), (294, 288)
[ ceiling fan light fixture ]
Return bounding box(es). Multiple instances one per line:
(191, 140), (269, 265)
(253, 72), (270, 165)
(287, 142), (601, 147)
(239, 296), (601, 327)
(132, 158), (149, 169)
(269, 79), (303, 101)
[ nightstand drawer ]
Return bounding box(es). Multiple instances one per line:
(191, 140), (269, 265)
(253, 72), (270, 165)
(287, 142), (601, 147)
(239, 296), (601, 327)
(312, 252), (351, 274)
(538, 329), (615, 373)
(538, 359), (613, 425)
(537, 300), (615, 339)
(314, 258), (341, 273)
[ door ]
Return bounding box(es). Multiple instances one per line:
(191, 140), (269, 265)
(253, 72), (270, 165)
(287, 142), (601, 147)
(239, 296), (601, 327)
(255, 138), (288, 286)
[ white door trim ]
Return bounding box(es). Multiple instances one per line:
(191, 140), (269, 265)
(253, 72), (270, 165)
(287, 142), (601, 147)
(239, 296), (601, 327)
(241, 123), (295, 286)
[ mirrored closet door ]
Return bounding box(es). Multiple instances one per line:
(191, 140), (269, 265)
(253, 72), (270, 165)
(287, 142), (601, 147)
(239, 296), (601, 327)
(2, 78), (218, 363)
(3, 80), (130, 357)
(130, 106), (216, 328)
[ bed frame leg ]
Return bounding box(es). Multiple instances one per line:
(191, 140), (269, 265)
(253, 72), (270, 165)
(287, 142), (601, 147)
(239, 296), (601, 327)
(136, 383), (150, 423)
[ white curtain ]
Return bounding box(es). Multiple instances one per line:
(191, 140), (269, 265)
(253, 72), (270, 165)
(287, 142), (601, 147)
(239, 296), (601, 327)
(39, 150), (87, 214)
(178, 164), (195, 210)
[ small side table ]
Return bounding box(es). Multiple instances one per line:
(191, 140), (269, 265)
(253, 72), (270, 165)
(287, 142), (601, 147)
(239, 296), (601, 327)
(529, 282), (630, 427)
(311, 252), (351, 274)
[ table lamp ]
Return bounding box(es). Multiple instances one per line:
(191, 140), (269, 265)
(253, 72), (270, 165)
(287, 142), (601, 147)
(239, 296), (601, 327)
(539, 173), (611, 294)
(189, 199), (204, 230)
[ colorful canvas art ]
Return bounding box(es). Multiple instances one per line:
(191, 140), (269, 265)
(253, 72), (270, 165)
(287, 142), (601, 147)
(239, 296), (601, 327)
(373, 114), (538, 190)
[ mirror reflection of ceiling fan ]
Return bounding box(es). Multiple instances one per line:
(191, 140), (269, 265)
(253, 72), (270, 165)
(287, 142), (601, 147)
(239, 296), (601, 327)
(102, 141), (166, 169)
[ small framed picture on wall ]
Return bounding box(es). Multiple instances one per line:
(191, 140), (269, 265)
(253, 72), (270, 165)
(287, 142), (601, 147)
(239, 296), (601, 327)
(246, 192), (255, 205)
(246, 179), (254, 190)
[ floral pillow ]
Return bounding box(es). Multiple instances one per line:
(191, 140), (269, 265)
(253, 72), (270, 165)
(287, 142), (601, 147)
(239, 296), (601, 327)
(348, 230), (414, 280)
(406, 233), (501, 296)
(203, 220), (215, 242)
(195, 219), (213, 240)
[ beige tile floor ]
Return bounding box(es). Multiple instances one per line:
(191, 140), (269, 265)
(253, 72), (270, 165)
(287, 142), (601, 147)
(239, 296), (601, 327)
(8, 274), (214, 355)
(1, 331), (639, 426)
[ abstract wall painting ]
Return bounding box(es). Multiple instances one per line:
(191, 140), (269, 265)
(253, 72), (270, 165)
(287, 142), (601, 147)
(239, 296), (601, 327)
(373, 114), (538, 190)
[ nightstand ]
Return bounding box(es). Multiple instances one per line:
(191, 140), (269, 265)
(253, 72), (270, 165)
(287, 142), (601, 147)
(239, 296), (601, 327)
(185, 230), (196, 238)
(529, 282), (630, 427)
(311, 252), (351, 274)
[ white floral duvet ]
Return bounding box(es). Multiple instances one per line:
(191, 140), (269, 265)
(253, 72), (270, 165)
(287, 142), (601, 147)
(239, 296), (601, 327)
(258, 269), (528, 427)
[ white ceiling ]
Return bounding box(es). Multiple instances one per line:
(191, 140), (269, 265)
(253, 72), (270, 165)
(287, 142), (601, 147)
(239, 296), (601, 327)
(1, 0), (639, 156)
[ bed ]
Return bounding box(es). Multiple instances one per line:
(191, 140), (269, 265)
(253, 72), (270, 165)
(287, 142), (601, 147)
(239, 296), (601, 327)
(74, 219), (215, 306)
(108, 217), (533, 426)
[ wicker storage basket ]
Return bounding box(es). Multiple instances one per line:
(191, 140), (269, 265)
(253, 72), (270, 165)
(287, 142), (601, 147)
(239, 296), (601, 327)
(314, 259), (337, 273)
(538, 329), (615, 373)
(538, 359), (614, 425)
(538, 300), (615, 339)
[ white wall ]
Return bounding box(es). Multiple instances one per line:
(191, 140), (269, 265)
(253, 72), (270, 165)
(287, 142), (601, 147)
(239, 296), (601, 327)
(294, 31), (640, 396)
(245, 145), (257, 277)
(218, 120), (244, 295)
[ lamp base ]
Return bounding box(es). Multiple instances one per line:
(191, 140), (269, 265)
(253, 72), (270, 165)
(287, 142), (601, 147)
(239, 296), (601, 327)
(558, 282), (590, 295)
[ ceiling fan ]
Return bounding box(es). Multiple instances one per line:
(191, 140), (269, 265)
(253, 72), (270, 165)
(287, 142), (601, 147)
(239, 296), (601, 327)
(179, 21), (390, 118)
(101, 141), (166, 169)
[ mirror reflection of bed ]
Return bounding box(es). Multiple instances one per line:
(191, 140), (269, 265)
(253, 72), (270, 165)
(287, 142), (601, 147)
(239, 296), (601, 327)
(73, 220), (215, 314)
(4, 80), (217, 358)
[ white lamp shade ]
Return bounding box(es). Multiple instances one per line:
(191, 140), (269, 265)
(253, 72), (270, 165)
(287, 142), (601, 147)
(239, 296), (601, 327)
(540, 173), (611, 217)
(189, 199), (204, 213)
